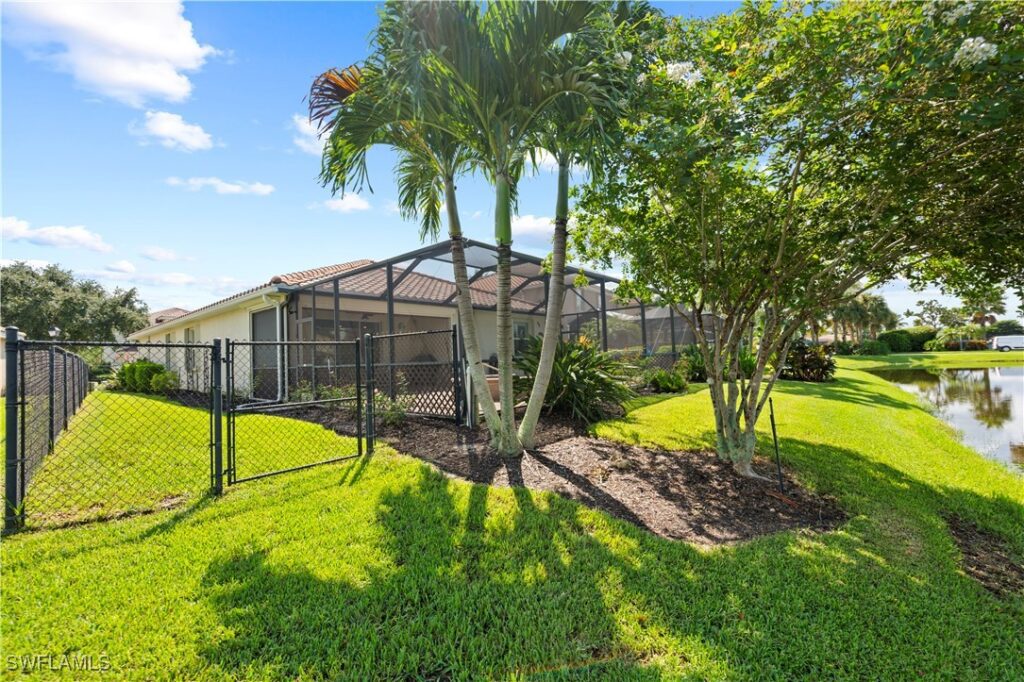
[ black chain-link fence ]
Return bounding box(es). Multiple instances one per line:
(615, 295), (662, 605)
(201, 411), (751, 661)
(4, 338), (216, 529)
(3, 328), (459, 532)
(370, 329), (460, 422)
(226, 340), (363, 483)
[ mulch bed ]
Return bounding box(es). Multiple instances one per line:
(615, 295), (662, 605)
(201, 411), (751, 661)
(945, 514), (1024, 597)
(303, 408), (845, 546)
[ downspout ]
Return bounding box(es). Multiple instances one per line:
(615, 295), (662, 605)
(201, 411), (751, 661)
(279, 295), (287, 401)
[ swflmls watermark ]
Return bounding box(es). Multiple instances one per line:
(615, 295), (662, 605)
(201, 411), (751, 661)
(5, 653), (111, 673)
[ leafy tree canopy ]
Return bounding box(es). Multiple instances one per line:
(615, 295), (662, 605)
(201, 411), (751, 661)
(0, 262), (148, 341)
(573, 0), (1024, 471)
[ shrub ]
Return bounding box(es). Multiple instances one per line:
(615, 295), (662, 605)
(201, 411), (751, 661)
(987, 319), (1024, 338)
(937, 324), (984, 344)
(855, 340), (890, 356)
(677, 345), (756, 383)
(679, 345), (706, 382)
(940, 339), (989, 351)
(290, 381), (357, 406)
(645, 367), (688, 393)
(923, 338), (945, 352)
(376, 393), (414, 427)
(829, 340), (856, 356)
(514, 336), (634, 424)
(877, 330), (912, 353)
(778, 340), (836, 382)
(149, 370), (180, 393)
(116, 360), (166, 393)
(902, 326), (938, 352)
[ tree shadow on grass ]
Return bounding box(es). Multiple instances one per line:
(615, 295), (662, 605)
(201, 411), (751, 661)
(195, 435), (1024, 680)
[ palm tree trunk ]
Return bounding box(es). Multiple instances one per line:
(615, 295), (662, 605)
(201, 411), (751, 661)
(494, 175), (520, 456)
(518, 160), (569, 449)
(445, 179), (502, 440)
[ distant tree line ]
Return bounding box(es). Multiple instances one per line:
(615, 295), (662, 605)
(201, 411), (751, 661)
(0, 262), (148, 341)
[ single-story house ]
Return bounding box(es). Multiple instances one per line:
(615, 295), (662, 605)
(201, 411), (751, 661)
(128, 239), (699, 357)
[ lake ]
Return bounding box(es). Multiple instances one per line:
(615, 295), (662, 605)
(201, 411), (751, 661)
(868, 366), (1024, 474)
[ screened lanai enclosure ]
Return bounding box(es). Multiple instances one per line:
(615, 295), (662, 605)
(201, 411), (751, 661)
(269, 239), (703, 424)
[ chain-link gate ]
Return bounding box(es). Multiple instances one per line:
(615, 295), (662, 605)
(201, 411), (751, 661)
(367, 328), (461, 425)
(225, 339), (363, 484)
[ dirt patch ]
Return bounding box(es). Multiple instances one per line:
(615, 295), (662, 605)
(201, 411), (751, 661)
(945, 514), (1024, 597)
(303, 409), (845, 546)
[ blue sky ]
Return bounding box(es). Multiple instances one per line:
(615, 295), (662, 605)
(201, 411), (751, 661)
(2, 2), (1018, 319)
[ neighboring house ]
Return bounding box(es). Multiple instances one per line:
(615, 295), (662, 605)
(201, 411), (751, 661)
(147, 307), (190, 327)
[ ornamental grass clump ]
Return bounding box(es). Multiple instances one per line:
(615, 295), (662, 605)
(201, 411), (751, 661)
(514, 336), (634, 424)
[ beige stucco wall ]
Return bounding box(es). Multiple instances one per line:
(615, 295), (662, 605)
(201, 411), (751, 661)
(128, 291), (543, 395)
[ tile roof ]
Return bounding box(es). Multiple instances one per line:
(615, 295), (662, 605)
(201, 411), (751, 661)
(270, 260), (373, 285)
(147, 307), (190, 325)
(334, 266), (538, 312)
(133, 260), (372, 334)
(470, 273), (531, 293)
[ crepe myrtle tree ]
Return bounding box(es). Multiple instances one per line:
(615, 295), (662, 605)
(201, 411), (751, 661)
(573, 0), (1024, 476)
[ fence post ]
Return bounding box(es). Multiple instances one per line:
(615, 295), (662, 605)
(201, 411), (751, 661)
(5, 327), (22, 532)
(354, 338), (362, 457)
(211, 339), (224, 495)
(452, 325), (461, 425)
(62, 349), (69, 429)
(364, 333), (375, 454)
(47, 344), (55, 453)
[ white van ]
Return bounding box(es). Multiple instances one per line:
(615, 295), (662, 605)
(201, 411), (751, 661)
(989, 335), (1024, 351)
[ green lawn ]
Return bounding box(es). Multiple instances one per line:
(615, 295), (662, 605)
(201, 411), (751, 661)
(836, 348), (1024, 371)
(2, 368), (1022, 679)
(14, 390), (362, 526)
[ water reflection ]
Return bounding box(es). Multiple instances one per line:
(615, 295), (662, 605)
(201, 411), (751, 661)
(869, 366), (1024, 474)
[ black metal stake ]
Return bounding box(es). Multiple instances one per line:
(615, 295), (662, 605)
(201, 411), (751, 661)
(769, 397), (784, 493)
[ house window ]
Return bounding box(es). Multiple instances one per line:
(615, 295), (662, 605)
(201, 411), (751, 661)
(184, 327), (196, 376)
(165, 333), (172, 367)
(513, 321), (530, 356)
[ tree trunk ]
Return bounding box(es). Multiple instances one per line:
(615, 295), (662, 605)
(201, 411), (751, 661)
(445, 179), (502, 441)
(494, 175), (520, 456)
(518, 160), (569, 450)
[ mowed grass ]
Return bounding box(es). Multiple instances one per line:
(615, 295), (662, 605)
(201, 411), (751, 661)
(837, 348), (1024, 371)
(20, 391), (361, 526)
(2, 368), (1023, 679)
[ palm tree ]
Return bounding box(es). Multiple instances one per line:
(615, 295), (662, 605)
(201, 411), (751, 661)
(862, 294), (898, 339)
(382, 0), (614, 454)
(308, 38), (503, 442)
(516, 5), (640, 449)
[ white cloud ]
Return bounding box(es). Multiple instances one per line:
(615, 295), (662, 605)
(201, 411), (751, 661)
(4, 1), (216, 107)
(292, 114), (323, 155)
(1, 258), (51, 270)
(133, 111), (212, 151)
(106, 259), (136, 274)
(532, 149), (560, 172)
(2, 216), (113, 252)
(91, 268), (197, 287)
(471, 210), (484, 220)
(166, 177), (275, 195)
(141, 246), (191, 262)
(511, 214), (555, 244)
(322, 195), (371, 213)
